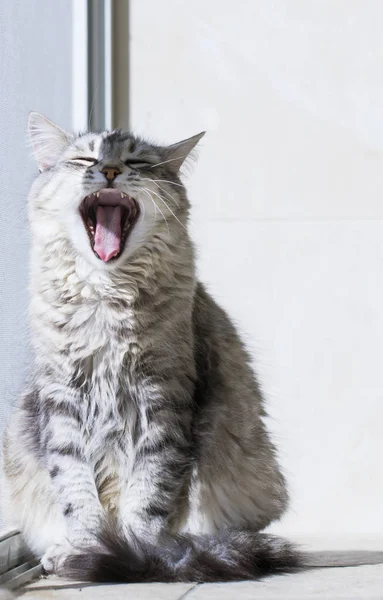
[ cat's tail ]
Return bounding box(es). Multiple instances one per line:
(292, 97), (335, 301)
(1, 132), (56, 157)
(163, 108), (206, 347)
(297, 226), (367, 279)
(58, 525), (383, 583)
(60, 526), (301, 583)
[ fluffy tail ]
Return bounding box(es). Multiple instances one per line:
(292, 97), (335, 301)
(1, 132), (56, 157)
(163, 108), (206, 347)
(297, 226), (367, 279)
(60, 526), (300, 583)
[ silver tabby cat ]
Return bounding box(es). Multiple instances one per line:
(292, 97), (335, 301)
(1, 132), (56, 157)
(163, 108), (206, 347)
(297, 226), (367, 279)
(2, 113), (299, 582)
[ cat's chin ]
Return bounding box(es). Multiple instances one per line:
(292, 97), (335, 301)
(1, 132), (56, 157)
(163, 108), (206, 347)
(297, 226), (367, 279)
(79, 188), (140, 263)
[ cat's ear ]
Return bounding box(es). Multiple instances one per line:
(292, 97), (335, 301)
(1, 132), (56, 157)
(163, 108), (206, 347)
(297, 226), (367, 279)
(28, 112), (72, 171)
(162, 131), (205, 174)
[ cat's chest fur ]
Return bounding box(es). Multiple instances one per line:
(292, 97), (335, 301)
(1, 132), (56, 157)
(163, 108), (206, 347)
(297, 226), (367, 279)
(35, 257), (144, 368)
(72, 298), (140, 422)
(67, 295), (142, 498)
(35, 261), (145, 446)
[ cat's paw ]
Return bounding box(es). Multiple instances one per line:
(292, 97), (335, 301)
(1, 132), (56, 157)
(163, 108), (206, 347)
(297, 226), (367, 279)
(41, 533), (98, 575)
(41, 542), (73, 575)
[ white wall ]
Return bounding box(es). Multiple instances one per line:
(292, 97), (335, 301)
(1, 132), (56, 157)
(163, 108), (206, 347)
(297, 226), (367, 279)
(129, 0), (383, 534)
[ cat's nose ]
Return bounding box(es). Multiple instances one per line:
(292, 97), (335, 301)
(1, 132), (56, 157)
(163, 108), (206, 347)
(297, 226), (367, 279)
(101, 165), (121, 182)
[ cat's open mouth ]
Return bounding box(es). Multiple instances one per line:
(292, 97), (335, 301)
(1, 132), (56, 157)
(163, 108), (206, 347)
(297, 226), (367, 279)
(80, 188), (140, 262)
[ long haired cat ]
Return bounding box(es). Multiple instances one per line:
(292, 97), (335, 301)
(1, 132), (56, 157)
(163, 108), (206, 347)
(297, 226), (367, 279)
(2, 113), (299, 582)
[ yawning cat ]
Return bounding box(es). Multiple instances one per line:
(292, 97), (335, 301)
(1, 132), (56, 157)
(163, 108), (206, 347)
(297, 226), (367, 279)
(2, 113), (298, 582)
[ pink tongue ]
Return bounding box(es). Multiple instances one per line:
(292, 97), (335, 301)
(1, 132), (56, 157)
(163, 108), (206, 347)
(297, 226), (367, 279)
(94, 205), (122, 262)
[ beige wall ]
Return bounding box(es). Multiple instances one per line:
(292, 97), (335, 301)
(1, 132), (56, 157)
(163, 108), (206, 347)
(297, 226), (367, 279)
(121, 1), (383, 534)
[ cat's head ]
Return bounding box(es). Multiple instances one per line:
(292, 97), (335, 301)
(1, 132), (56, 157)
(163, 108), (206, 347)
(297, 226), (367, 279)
(28, 113), (204, 269)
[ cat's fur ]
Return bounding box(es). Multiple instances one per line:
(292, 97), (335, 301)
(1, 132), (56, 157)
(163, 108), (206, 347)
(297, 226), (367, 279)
(1, 113), (299, 582)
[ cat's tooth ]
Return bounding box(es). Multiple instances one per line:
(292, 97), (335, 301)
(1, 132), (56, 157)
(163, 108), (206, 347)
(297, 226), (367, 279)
(121, 192), (124, 198)
(96, 192), (100, 198)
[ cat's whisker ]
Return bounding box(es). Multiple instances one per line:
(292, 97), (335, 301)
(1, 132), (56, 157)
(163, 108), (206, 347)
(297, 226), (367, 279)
(149, 189), (186, 231)
(150, 181), (180, 208)
(141, 187), (169, 235)
(140, 187), (158, 223)
(150, 179), (185, 189)
(136, 193), (147, 225)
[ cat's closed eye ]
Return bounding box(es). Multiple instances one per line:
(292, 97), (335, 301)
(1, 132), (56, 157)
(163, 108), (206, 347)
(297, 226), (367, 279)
(123, 158), (152, 170)
(69, 157), (98, 167)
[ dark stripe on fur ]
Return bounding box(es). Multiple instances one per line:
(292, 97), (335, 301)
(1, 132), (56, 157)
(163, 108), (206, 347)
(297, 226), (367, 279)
(43, 398), (81, 423)
(61, 525), (301, 583)
(136, 438), (190, 461)
(143, 502), (170, 519)
(63, 503), (73, 516)
(48, 443), (83, 459)
(49, 465), (60, 478)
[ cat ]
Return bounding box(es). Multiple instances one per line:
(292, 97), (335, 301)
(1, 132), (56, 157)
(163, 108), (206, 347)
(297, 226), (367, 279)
(1, 112), (299, 582)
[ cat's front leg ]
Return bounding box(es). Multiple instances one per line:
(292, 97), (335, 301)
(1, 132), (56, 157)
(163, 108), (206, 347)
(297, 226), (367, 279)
(41, 395), (104, 570)
(119, 377), (193, 540)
